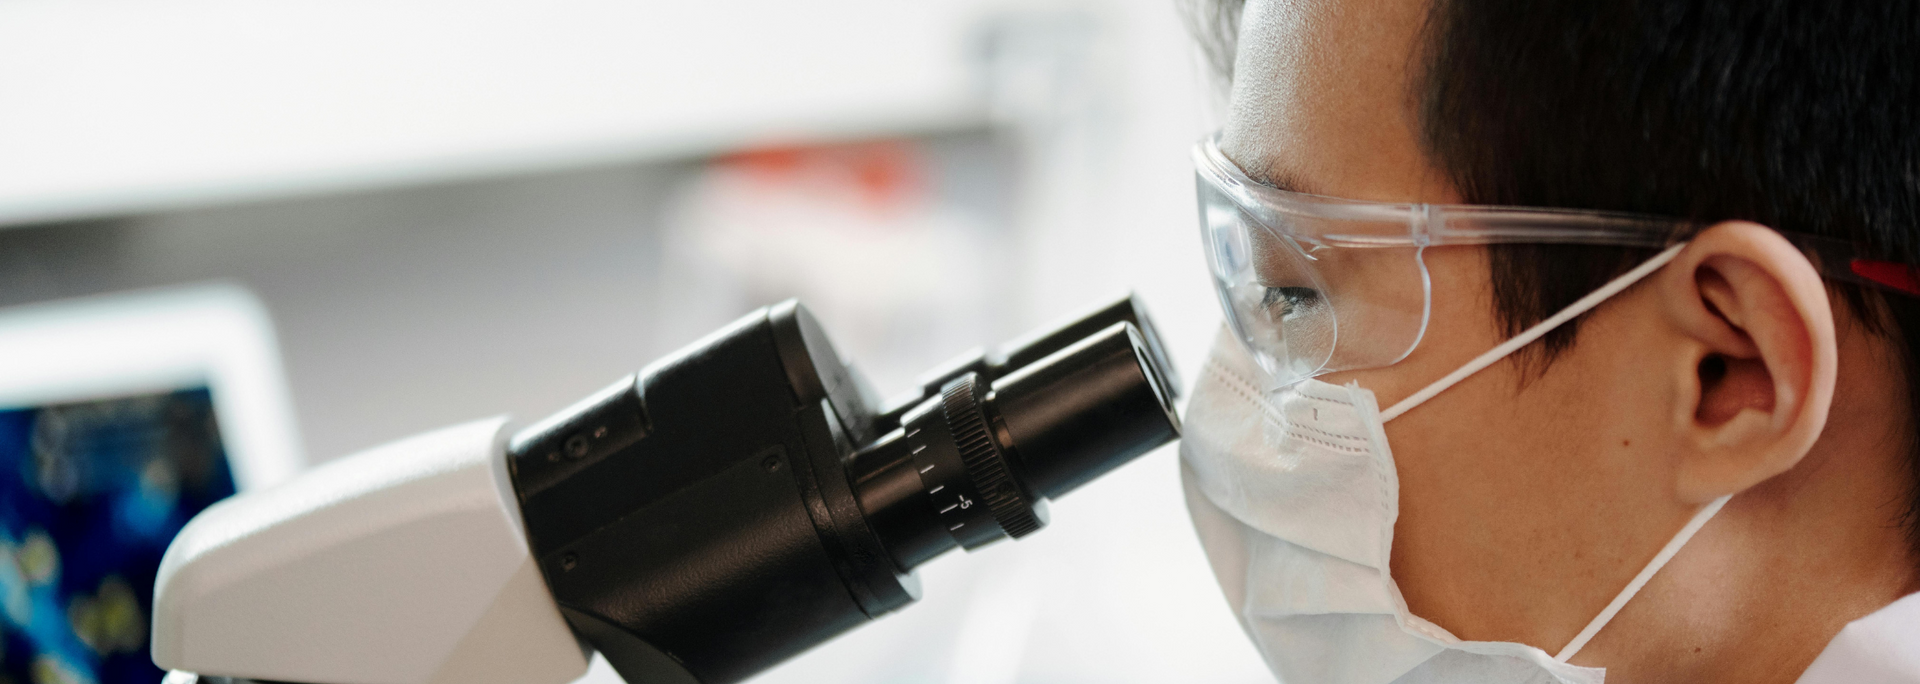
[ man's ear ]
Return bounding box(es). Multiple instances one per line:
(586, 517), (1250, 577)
(1658, 221), (1838, 503)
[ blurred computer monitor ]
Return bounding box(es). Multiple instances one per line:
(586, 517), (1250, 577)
(0, 284), (301, 684)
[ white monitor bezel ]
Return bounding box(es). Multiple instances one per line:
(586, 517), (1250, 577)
(0, 283), (304, 491)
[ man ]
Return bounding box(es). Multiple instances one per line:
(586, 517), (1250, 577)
(1176, 0), (1920, 682)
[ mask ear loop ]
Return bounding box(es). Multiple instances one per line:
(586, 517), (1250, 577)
(1378, 242), (1689, 422)
(1553, 494), (1732, 662)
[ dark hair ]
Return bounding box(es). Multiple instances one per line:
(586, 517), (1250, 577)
(1185, 0), (1920, 550)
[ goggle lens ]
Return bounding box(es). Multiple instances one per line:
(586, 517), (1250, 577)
(1197, 174), (1430, 387)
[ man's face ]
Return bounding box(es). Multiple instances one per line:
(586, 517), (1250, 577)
(1217, 0), (1709, 652)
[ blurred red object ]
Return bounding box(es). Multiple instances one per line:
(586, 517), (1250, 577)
(716, 140), (928, 216)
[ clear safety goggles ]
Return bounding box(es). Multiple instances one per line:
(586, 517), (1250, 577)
(1194, 132), (1920, 387)
(1195, 132), (1693, 385)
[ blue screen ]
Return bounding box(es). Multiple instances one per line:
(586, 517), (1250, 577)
(0, 389), (237, 684)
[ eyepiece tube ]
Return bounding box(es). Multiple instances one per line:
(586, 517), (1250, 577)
(994, 295), (1181, 399)
(878, 293), (1181, 433)
(850, 319), (1181, 575)
(990, 322), (1181, 499)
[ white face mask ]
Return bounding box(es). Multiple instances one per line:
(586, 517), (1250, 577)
(1181, 245), (1731, 684)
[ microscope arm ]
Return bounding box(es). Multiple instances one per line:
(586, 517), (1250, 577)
(151, 418), (591, 684)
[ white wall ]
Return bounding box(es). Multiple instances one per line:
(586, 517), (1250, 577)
(0, 0), (988, 225)
(0, 0), (1271, 681)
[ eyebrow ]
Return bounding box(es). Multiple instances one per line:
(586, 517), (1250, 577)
(1245, 162), (1321, 197)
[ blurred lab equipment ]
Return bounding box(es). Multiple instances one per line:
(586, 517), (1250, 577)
(0, 285), (302, 684)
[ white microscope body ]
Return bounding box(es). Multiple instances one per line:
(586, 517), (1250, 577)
(152, 418), (589, 684)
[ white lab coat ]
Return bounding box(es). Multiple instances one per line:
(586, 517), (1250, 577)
(1797, 592), (1920, 683)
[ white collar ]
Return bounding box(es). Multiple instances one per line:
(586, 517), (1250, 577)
(1796, 592), (1920, 683)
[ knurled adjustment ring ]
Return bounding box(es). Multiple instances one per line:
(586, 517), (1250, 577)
(941, 373), (1043, 538)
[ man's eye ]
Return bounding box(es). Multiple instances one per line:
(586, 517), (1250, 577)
(1260, 286), (1321, 318)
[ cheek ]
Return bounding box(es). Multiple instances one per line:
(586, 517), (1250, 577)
(1328, 246), (1598, 623)
(1383, 360), (1554, 560)
(1374, 301), (1681, 638)
(1376, 353), (1624, 635)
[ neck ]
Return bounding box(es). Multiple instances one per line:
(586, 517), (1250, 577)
(1575, 419), (1920, 683)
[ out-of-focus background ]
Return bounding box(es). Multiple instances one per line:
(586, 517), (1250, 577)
(0, 0), (1269, 681)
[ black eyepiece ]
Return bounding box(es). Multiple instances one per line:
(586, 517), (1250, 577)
(991, 322), (1180, 500)
(881, 293), (1181, 433)
(508, 296), (1182, 684)
(848, 321), (1180, 572)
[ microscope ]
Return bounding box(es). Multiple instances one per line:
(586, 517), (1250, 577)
(151, 295), (1182, 684)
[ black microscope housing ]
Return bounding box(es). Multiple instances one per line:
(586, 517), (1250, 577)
(504, 295), (1181, 684)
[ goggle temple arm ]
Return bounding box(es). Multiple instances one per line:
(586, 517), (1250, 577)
(1786, 233), (1920, 297)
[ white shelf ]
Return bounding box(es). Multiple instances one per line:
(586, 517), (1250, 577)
(0, 0), (992, 226)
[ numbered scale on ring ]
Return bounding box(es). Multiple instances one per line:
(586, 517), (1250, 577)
(897, 373), (1047, 548)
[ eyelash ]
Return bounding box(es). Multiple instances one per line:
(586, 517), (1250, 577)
(1261, 287), (1320, 317)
